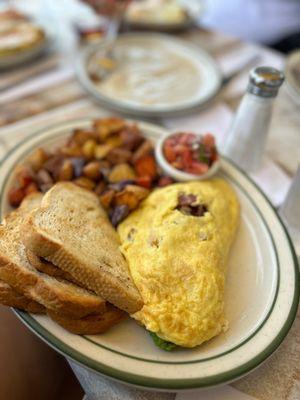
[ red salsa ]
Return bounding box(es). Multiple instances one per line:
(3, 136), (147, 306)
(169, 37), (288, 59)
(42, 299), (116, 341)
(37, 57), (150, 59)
(163, 132), (218, 175)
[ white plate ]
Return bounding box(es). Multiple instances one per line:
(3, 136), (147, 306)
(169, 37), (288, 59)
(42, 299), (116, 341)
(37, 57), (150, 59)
(0, 24), (52, 70)
(76, 33), (222, 117)
(0, 118), (298, 391)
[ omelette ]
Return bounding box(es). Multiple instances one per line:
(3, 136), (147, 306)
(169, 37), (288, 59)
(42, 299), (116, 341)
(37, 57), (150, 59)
(118, 179), (239, 348)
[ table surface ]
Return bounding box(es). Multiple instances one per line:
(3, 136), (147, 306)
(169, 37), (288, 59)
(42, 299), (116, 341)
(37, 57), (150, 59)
(0, 25), (299, 400)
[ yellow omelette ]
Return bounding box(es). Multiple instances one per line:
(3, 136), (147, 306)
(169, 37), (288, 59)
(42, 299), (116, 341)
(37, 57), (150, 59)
(118, 179), (240, 348)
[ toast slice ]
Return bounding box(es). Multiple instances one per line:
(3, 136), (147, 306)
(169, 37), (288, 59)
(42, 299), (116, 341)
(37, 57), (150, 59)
(0, 193), (106, 318)
(0, 279), (45, 314)
(47, 305), (126, 334)
(23, 183), (143, 314)
(25, 249), (82, 286)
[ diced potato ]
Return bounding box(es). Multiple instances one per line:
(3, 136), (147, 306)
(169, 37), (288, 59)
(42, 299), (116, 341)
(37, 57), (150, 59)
(73, 177), (96, 190)
(114, 185), (149, 210)
(94, 180), (106, 195)
(82, 139), (97, 160)
(60, 145), (82, 157)
(94, 144), (113, 160)
(15, 165), (34, 188)
(106, 148), (132, 165)
(25, 182), (39, 195)
(71, 129), (97, 146)
(125, 185), (149, 200)
(106, 135), (123, 148)
(58, 160), (73, 181)
(132, 140), (153, 163)
(8, 187), (25, 207)
(114, 190), (139, 210)
(27, 148), (49, 171)
(94, 118), (124, 141)
(99, 189), (115, 209)
(95, 125), (110, 142)
(37, 169), (53, 185)
(108, 163), (136, 183)
(83, 161), (102, 180)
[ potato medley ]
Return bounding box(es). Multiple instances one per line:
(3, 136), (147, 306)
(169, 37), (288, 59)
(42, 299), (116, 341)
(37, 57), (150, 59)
(8, 118), (174, 226)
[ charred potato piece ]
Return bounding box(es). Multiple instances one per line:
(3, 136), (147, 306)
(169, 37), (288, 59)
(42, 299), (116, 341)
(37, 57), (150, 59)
(106, 148), (132, 165)
(36, 169), (53, 186)
(114, 185), (149, 210)
(60, 145), (82, 157)
(82, 139), (97, 160)
(108, 163), (136, 183)
(8, 187), (25, 207)
(58, 160), (73, 181)
(99, 189), (115, 209)
(94, 180), (107, 195)
(15, 165), (34, 188)
(94, 144), (113, 160)
(70, 129), (97, 146)
(73, 177), (96, 190)
(27, 148), (49, 172)
(132, 140), (153, 163)
(83, 161), (102, 180)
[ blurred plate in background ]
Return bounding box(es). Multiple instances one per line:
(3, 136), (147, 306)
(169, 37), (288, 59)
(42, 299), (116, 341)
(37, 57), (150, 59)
(76, 33), (221, 117)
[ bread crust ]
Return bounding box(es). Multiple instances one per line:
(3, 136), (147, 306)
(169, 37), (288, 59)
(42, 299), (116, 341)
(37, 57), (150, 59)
(48, 305), (126, 334)
(23, 183), (143, 314)
(0, 194), (106, 318)
(0, 279), (45, 314)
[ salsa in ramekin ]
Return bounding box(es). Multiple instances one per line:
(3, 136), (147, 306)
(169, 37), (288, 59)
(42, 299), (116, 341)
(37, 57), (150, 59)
(163, 132), (218, 175)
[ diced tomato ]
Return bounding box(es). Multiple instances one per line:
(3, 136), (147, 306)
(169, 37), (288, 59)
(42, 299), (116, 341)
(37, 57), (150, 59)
(173, 144), (186, 155)
(188, 162), (209, 175)
(135, 175), (152, 189)
(163, 143), (176, 162)
(202, 133), (215, 148)
(134, 155), (157, 179)
(182, 147), (193, 169)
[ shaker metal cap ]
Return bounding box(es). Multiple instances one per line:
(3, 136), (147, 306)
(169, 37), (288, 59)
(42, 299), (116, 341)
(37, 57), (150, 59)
(247, 66), (284, 97)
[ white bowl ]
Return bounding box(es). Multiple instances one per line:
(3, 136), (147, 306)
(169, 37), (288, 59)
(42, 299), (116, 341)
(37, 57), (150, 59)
(155, 132), (220, 181)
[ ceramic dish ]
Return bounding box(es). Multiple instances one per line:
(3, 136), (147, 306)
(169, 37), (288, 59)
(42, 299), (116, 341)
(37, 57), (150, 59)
(0, 22), (52, 70)
(0, 118), (298, 391)
(76, 33), (222, 117)
(155, 132), (220, 181)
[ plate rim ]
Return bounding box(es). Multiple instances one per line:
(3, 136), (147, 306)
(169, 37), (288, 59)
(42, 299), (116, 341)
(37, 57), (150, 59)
(75, 32), (222, 117)
(0, 118), (298, 390)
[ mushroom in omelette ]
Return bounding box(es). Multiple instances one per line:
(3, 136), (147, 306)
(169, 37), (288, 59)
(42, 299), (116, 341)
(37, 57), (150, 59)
(118, 179), (239, 348)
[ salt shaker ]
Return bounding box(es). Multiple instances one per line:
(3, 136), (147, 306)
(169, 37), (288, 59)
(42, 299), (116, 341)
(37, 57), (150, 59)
(223, 66), (284, 172)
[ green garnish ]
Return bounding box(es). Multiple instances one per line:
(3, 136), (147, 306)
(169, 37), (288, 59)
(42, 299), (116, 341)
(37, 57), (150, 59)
(198, 143), (209, 165)
(149, 332), (177, 351)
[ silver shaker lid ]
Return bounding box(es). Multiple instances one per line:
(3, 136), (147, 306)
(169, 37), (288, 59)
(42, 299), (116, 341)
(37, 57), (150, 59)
(247, 66), (284, 97)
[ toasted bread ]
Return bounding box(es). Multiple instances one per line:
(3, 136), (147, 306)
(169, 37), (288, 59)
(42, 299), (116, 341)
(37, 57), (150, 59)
(25, 249), (82, 286)
(0, 194), (106, 318)
(0, 279), (45, 313)
(23, 183), (143, 314)
(48, 305), (126, 334)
